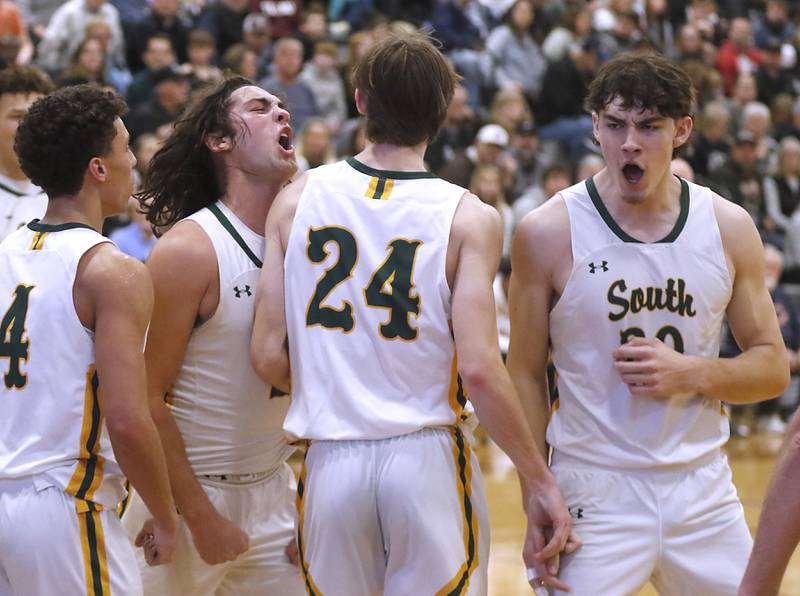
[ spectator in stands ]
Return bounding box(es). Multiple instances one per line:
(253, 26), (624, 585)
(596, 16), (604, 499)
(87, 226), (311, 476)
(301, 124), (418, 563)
(260, 37), (319, 133)
(295, 117), (335, 173)
(740, 100), (778, 172)
(221, 42), (258, 79)
(297, 2), (328, 61)
(687, 99), (731, 177)
(425, 83), (477, 174)
(512, 161), (572, 226)
(184, 29), (222, 88)
(242, 12), (272, 79)
(536, 36), (600, 163)
(126, 64), (190, 141)
(717, 17), (762, 95)
(485, 0), (546, 107)
(765, 136), (800, 234)
(58, 36), (109, 88)
(726, 70), (759, 129)
(469, 162), (513, 258)
(508, 119), (550, 201)
(110, 197), (157, 261)
(487, 87), (531, 136)
(644, 0), (673, 56)
(125, 0), (192, 72)
(127, 32), (177, 108)
(300, 40), (347, 135)
(197, 0), (249, 57)
(260, 0), (303, 39)
(36, 0), (125, 77)
(16, 0), (63, 44)
(541, 3), (592, 64)
(753, 0), (795, 48)
(756, 36), (794, 108)
(83, 20), (132, 93)
(440, 123), (515, 191)
(672, 22), (707, 65)
(0, 1), (33, 65)
(711, 130), (770, 229)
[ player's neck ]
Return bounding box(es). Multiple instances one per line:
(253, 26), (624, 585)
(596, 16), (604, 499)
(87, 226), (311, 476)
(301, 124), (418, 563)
(355, 141), (428, 172)
(220, 178), (281, 236)
(38, 192), (105, 232)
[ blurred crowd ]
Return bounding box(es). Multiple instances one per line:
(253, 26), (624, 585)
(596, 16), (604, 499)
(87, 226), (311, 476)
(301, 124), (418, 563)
(2, 0), (800, 437)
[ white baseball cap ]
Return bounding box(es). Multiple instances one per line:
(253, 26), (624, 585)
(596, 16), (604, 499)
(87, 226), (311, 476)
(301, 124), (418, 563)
(476, 124), (509, 147)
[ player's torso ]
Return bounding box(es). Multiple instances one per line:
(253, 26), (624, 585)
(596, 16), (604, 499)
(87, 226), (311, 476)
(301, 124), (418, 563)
(0, 175), (47, 243)
(0, 222), (125, 509)
(283, 159), (469, 441)
(549, 178), (732, 468)
(170, 202), (293, 475)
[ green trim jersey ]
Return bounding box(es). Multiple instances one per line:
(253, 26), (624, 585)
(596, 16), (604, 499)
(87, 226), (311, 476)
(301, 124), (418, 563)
(171, 201), (293, 475)
(549, 177), (732, 468)
(283, 158), (471, 441)
(0, 173), (47, 243)
(0, 221), (125, 510)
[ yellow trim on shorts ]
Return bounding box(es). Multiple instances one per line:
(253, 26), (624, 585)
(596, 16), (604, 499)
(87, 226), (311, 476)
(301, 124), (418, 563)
(296, 453), (324, 596)
(435, 427), (478, 595)
(67, 365), (106, 505)
(77, 504), (111, 596)
(447, 354), (468, 424)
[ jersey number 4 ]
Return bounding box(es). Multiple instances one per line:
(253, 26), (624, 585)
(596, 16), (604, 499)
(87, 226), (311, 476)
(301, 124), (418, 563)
(1, 284), (33, 389)
(306, 226), (422, 340)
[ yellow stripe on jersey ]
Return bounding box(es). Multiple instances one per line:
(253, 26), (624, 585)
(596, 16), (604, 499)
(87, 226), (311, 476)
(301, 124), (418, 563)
(296, 454), (324, 596)
(67, 365), (106, 505)
(435, 427), (478, 596)
(364, 177), (395, 200)
(78, 505), (111, 596)
(28, 231), (48, 251)
(447, 354), (468, 424)
(117, 481), (132, 518)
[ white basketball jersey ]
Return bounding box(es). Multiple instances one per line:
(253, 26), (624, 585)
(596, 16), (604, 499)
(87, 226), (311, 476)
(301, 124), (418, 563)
(170, 201), (293, 475)
(283, 158), (470, 441)
(549, 177), (732, 468)
(0, 221), (125, 510)
(0, 173), (47, 243)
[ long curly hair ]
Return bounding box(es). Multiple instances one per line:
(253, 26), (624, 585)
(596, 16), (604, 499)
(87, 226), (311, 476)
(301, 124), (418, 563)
(136, 76), (253, 228)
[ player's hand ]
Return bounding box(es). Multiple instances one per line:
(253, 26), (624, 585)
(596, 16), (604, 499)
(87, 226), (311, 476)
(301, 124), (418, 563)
(613, 337), (700, 399)
(135, 517), (177, 567)
(188, 509), (249, 565)
(522, 480), (577, 592)
(285, 537), (299, 566)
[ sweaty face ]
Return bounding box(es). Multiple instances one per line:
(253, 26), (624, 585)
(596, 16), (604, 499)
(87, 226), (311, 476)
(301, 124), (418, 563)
(224, 85), (297, 183)
(592, 97), (692, 205)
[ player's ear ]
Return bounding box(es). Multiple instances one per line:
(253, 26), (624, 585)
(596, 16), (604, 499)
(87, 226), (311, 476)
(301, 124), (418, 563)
(88, 157), (106, 181)
(354, 88), (366, 116)
(205, 133), (232, 153)
(673, 116), (693, 149)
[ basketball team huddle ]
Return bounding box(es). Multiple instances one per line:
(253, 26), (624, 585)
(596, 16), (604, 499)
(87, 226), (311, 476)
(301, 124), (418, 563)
(0, 31), (796, 596)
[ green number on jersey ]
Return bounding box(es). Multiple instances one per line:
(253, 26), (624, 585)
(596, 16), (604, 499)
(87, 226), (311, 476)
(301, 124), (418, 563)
(306, 227), (358, 331)
(1, 285), (34, 389)
(365, 239), (421, 340)
(619, 324), (684, 353)
(306, 229), (423, 339)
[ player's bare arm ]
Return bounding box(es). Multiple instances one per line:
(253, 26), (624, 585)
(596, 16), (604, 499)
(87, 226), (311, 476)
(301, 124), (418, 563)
(450, 192), (574, 592)
(739, 408), (800, 596)
(75, 243), (177, 566)
(251, 172), (308, 392)
(613, 195), (790, 402)
(144, 223), (249, 565)
(508, 196), (572, 457)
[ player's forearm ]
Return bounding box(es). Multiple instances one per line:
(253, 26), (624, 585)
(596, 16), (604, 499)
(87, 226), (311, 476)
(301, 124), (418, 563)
(463, 360), (552, 485)
(106, 414), (177, 530)
(694, 344), (789, 404)
(740, 413), (800, 595)
(249, 338), (290, 393)
(149, 400), (219, 527)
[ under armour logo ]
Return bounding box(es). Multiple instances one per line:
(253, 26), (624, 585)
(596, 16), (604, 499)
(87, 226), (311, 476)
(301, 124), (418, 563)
(569, 507), (584, 519)
(233, 285), (252, 298)
(589, 261), (608, 274)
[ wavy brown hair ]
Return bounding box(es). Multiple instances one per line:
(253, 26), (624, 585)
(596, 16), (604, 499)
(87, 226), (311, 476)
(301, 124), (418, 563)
(136, 75), (253, 228)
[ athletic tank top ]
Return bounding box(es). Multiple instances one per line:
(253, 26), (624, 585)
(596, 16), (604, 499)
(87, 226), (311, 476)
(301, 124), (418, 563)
(0, 173), (47, 243)
(170, 201), (293, 474)
(283, 158), (471, 441)
(549, 177), (731, 468)
(0, 221), (124, 510)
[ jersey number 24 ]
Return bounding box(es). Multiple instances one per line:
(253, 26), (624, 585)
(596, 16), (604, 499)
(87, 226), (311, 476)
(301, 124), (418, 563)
(305, 226), (422, 341)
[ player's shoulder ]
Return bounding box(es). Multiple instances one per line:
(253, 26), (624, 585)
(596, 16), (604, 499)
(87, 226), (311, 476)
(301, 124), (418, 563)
(516, 193), (570, 244)
(451, 191), (503, 242)
(709, 191), (761, 249)
(78, 241), (152, 300)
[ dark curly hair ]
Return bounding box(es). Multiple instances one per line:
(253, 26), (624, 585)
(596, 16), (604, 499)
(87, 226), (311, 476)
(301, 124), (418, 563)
(585, 52), (696, 119)
(15, 84), (126, 197)
(352, 31), (459, 147)
(0, 64), (54, 98)
(137, 76), (253, 228)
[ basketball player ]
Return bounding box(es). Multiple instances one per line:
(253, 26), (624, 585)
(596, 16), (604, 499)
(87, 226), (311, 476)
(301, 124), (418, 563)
(0, 65), (54, 242)
(508, 52), (790, 595)
(251, 31), (574, 595)
(0, 85), (176, 594)
(120, 76), (305, 594)
(740, 409), (800, 594)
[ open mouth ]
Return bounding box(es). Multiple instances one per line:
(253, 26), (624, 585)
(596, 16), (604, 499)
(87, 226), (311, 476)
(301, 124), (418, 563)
(622, 164), (644, 185)
(278, 134), (292, 151)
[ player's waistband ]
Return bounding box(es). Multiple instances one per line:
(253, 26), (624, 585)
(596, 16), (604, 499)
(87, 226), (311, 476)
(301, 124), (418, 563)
(551, 448), (723, 476)
(198, 463), (286, 486)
